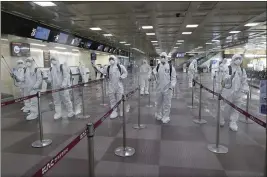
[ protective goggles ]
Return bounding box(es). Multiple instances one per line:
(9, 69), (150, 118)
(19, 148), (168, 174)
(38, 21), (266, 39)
(109, 57), (115, 61)
(17, 62), (23, 65)
(161, 56), (166, 59)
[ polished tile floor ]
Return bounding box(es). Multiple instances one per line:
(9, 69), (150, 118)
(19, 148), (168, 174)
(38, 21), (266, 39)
(1, 72), (266, 177)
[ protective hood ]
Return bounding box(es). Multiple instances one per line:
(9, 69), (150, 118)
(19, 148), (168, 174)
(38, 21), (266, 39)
(17, 60), (25, 68)
(51, 57), (60, 66)
(142, 60), (147, 64)
(109, 55), (118, 65)
(160, 52), (168, 59)
(25, 57), (34, 68)
(231, 54), (243, 66)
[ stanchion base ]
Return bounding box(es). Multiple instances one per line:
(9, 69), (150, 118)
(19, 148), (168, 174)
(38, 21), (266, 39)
(188, 105), (198, 109)
(239, 118), (254, 124)
(193, 119), (207, 124)
(100, 103), (108, 106)
(77, 114), (91, 119)
(133, 124), (146, 129)
(32, 139), (52, 148)
(207, 144), (228, 154)
(114, 147), (135, 157)
(146, 105), (153, 108)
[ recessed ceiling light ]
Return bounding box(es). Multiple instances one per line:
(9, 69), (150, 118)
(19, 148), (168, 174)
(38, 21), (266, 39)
(103, 34), (113, 37)
(177, 40), (184, 42)
(146, 33), (155, 35)
(186, 24), (198, 28)
(174, 47), (178, 49)
(1, 38), (8, 41)
(142, 26), (153, 29)
(30, 43), (46, 47)
(151, 41), (158, 43)
(176, 43), (182, 45)
(90, 27), (102, 31)
(120, 41), (126, 44)
(198, 46), (203, 48)
(33, 1), (56, 7)
(153, 43), (158, 45)
(182, 32), (192, 35)
(229, 31), (241, 34)
(212, 40), (220, 42)
(72, 49), (79, 52)
(125, 44), (131, 46)
(55, 47), (66, 50)
(206, 43), (212, 45)
(245, 23), (259, 27)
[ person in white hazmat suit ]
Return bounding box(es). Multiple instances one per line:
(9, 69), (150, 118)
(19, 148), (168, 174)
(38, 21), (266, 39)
(188, 59), (198, 87)
(153, 52), (177, 124)
(47, 57), (75, 119)
(211, 61), (219, 80)
(220, 54), (249, 132)
(216, 58), (228, 92)
(139, 59), (152, 95)
(103, 55), (128, 119)
(22, 57), (42, 120)
(10, 60), (29, 112)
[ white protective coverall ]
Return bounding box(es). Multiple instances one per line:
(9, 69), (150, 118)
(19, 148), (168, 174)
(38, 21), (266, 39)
(104, 55), (128, 119)
(23, 57), (42, 120)
(211, 60), (219, 80)
(140, 59), (152, 95)
(12, 60), (29, 112)
(153, 52), (177, 124)
(216, 58), (229, 92)
(220, 54), (249, 132)
(47, 58), (75, 119)
(188, 59), (197, 87)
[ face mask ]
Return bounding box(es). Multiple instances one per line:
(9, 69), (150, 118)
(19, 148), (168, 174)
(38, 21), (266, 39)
(234, 59), (241, 65)
(109, 60), (115, 65)
(26, 62), (31, 67)
(161, 58), (166, 64)
(51, 60), (57, 65)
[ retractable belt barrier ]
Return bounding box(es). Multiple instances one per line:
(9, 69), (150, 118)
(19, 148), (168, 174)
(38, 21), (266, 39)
(193, 79), (266, 128)
(31, 87), (139, 177)
(1, 79), (104, 107)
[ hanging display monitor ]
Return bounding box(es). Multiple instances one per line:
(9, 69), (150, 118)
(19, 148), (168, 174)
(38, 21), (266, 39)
(10, 42), (30, 57)
(176, 53), (185, 58)
(69, 36), (82, 46)
(109, 48), (114, 53)
(97, 44), (104, 51)
(56, 32), (69, 44)
(33, 26), (51, 40)
(84, 40), (92, 49)
(104, 46), (109, 52)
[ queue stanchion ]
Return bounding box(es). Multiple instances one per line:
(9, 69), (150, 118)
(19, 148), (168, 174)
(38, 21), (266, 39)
(87, 123), (95, 177)
(133, 85), (146, 129)
(115, 95), (135, 157)
(212, 75), (216, 99)
(100, 79), (108, 106)
(239, 92), (253, 124)
(193, 84), (207, 124)
(188, 79), (197, 109)
(77, 85), (90, 119)
(32, 91), (52, 148)
(207, 94), (228, 154)
(146, 80), (153, 108)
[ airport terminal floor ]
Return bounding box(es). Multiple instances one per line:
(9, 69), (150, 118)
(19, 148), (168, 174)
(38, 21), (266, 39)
(1, 72), (266, 177)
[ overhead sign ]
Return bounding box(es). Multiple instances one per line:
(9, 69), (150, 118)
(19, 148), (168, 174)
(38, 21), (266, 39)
(176, 53), (185, 58)
(221, 37), (248, 49)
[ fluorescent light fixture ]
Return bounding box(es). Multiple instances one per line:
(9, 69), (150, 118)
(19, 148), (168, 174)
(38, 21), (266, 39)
(212, 40), (220, 42)
(229, 31), (241, 34)
(245, 54), (266, 58)
(182, 32), (192, 35)
(245, 23), (259, 27)
(132, 48), (145, 54)
(174, 47), (178, 49)
(186, 24), (198, 28)
(176, 43), (182, 45)
(151, 41), (158, 43)
(146, 33), (155, 35)
(30, 43), (46, 47)
(120, 41), (126, 44)
(206, 42), (212, 44)
(103, 34), (113, 37)
(142, 26), (153, 29)
(198, 46), (203, 49)
(55, 47), (66, 50)
(33, 1), (56, 7)
(1, 38), (8, 41)
(72, 49), (79, 52)
(177, 40), (184, 42)
(96, 53), (100, 55)
(153, 43), (158, 45)
(90, 27), (102, 31)
(125, 44), (131, 46)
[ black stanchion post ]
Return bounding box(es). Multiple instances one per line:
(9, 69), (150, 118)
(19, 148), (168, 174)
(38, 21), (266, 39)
(193, 84), (207, 124)
(115, 95), (135, 157)
(146, 80), (153, 107)
(213, 75), (215, 98)
(77, 85), (90, 119)
(87, 123), (95, 177)
(32, 92), (52, 148)
(239, 92), (253, 124)
(207, 94), (228, 154)
(188, 80), (197, 109)
(133, 85), (146, 129)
